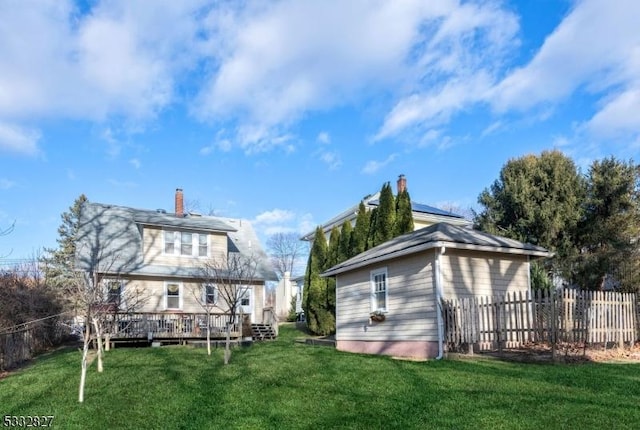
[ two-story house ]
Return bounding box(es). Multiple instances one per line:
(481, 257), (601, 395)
(74, 189), (277, 343)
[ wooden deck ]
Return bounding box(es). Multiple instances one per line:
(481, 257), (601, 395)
(102, 312), (242, 340)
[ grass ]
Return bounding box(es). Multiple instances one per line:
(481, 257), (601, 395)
(2, 325), (640, 429)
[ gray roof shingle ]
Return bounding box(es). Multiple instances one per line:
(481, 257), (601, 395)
(321, 222), (551, 277)
(75, 202), (277, 281)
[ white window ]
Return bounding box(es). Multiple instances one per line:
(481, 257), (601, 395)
(180, 232), (193, 255)
(370, 268), (388, 312)
(165, 282), (182, 310)
(105, 280), (123, 305)
(198, 234), (208, 257)
(202, 284), (218, 305)
(164, 231), (176, 254)
(163, 230), (208, 257)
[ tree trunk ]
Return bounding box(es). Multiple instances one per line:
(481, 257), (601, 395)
(206, 315), (211, 356)
(79, 323), (91, 403)
(92, 318), (104, 373)
(224, 322), (231, 365)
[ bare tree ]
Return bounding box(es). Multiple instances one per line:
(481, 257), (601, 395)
(266, 232), (306, 279)
(190, 282), (219, 357)
(200, 252), (260, 365)
(0, 221), (15, 258)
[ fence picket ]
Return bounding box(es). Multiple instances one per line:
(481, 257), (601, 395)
(442, 289), (639, 352)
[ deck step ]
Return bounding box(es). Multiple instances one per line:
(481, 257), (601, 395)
(251, 324), (277, 341)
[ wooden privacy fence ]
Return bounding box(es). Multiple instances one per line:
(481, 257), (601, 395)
(0, 319), (69, 371)
(443, 289), (639, 351)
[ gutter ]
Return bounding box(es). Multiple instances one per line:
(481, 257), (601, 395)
(434, 246), (446, 360)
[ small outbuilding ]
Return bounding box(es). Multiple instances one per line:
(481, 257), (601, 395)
(321, 223), (550, 359)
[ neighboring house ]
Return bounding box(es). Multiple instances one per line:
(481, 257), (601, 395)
(74, 189), (278, 342)
(321, 222), (550, 359)
(293, 174), (471, 320)
(300, 174), (471, 242)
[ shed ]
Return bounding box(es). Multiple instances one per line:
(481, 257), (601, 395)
(321, 223), (550, 359)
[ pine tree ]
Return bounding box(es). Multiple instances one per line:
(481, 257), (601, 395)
(372, 182), (395, 247)
(41, 194), (88, 307)
(327, 226), (341, 269)
(575, 157), (640, 291)
(475, 150), (584, 279)
(394, 188), (414, 236)
(302, 227), (335, 335)
(338, 220), (353, 262)
(350, 201), (370, 255)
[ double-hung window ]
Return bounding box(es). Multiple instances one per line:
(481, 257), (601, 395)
(370, 268), (388, 312)
(164, 231), (176, 254)
(106, 280), (123, 305)
(164, 230), (209, 257)
(180, 232), (193, 256)
(203, 284), (218, 305)
(166, 282), (182, 310)
(198, 234), (208, 257)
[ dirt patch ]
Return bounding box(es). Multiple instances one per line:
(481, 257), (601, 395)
(452, 342), (640, 364)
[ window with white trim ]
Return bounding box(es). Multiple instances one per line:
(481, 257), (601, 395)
(180, 232), (193, 255)
(202, 284), (218, 305)
(198, 234), (208, 257)
(165, 282), (182, 309)
(163, 230), (209, 257)
(370, 268), (388, 312)
(105, 280), (123, 305)
(164, 231), (176, 254)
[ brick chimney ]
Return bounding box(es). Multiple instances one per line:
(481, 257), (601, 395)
(397, 174), (407, 194)
(175, 188), (184, 217)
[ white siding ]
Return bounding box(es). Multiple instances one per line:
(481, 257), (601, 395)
(441, 249), (529, 300)
(141, 226), (227, 267)
(126, 277), (264, 321)
(336, 252), (439, 342)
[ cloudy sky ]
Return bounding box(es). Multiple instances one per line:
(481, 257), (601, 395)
(1, 0), (638, 261)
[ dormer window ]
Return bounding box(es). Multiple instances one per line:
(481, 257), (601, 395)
(163, 230), (209, 257)
(181, 232), (193, 255)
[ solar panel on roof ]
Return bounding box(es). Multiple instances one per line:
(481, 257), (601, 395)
(368, 199), (464, 218)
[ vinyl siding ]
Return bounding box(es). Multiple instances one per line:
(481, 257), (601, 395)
(141, 226), (227, 267)
(124, 277), (264, 320)
(441, 249), (529, 300)
(336, 251), (439, 342)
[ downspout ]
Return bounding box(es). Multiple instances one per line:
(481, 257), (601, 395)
(434, 245), (446, 360)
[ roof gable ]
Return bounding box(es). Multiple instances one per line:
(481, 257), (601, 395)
(321, 222), (551, 277)
(74, 202), (277, 281)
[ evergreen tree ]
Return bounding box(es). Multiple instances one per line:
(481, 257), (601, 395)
(302, 227), (335, 335)
(366, 207), (378, 250)
(475, 150), (584, 279)
(350, 201), (370, 255)
(575, 157), (640, 291)
(372, 182), (395, 247)
(338, 220), (353, 262)
(327, 226), (341, 269)
(41, 194), (88, 306)
(394, 188), (414, 236)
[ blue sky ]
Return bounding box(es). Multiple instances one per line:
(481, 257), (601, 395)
(1, 0), (639, 262)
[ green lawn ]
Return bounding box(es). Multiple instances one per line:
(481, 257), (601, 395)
(2, 325), (639, 429)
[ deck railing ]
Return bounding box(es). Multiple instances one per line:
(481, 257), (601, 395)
(102, 312), (240, 340)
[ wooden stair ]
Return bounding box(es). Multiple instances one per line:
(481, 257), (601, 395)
(251, 323), (277, 341)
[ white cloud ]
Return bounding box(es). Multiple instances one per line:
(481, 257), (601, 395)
(129, 158), (141, 169)
(361, 153), (398, 175)
(0, 179), (16, 190)
(490, 0), (640, 142)
(0, 1), (206, 124)
(196, 1), (518, 151)
(0, 122), (41, 156)
(317, 132), (330, 144)
(319, 152), (342, 170)
(253, 209), (295, 225)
